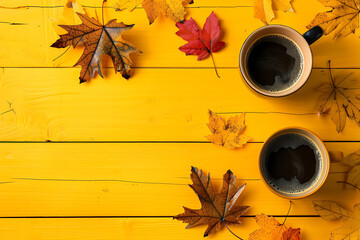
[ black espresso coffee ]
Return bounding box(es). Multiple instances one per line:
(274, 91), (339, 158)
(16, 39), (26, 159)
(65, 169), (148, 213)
(262, 133), (322, 194)
(246, 35), (304, 92)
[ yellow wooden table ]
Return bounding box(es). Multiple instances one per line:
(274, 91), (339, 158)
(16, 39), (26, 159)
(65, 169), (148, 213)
(0, 0), (359, 239)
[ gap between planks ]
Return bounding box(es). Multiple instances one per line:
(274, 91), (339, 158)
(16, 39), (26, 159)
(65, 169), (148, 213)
(2, 67), (360, 69)
(0, 141), (358, 143)
(0, 215), (320, 219)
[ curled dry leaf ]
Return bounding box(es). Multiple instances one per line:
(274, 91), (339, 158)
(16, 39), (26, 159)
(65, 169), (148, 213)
(249, 214), (300, 240)
(206, 110), (250, 149)
(316, 61), (360, 133)
(51, 12), (140, 83)
(254, 0), (294, 24)
(174, 167), (249, 237)
(342, 149), (360, 189)
(115, 0), (193, 24)
(64, 0), (85, 24)
(313, 200), (360, 240)
(307, 0), (360, 38)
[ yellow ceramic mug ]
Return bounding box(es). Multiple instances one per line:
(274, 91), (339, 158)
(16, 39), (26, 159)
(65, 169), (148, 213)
(259, 127), (330, 199)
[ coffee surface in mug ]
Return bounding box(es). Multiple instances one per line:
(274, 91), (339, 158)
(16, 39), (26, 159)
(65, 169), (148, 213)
(263, 133), (322, 194)
(246, 35), (304, 92)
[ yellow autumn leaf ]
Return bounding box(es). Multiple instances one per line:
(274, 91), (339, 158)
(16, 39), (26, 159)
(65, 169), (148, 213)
(254, 0), (294, 24)
(307, 0), (360, 38)
(116, 0), (193, 24)
(206, 110), (250, 149)
(313, 201), (360, 240)
(343, 149), (360, 189)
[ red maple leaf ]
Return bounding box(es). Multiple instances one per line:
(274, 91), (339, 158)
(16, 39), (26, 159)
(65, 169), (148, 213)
(176, 11), (225, 77)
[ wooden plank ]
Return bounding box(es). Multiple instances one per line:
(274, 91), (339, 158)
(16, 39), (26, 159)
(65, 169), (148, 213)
(0, 217), (343, 240)
(0, 0), (359, 68)
(1, 68), (359, 141)
(0, 142), (357, 216)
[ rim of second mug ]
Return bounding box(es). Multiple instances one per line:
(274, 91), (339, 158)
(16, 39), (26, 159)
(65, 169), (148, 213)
(258, 127), (330, 199)
(239, 24), (314, 98)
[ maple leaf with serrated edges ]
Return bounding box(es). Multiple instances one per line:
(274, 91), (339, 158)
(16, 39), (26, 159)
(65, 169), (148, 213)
(254, 0), (294, 24)
(341, 149), (360, 189)
(51, 8), (139, 83)
(206, 110), (250, 149)
(115, 0), (193, 24)
(174, 167), (249, 237)
(307, 0), (360, 38)
(176, 12), (225, 77)
(249, 214), (300, 240)
(313, 200), (360, 240)
(316, 61), (360, 133)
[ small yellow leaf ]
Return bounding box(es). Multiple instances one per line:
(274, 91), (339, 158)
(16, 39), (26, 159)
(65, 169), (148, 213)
(206, 110), (250, 149)
(116, 0), (193, 24)
(254, 0), (293, 24)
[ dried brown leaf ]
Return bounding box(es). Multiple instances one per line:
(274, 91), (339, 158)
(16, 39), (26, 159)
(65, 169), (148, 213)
(174, 167), (249, 237)
(51, 12), (139, 83)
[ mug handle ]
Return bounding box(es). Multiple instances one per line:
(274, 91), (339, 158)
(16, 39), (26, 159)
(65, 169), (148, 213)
(303, 26), (324, 45)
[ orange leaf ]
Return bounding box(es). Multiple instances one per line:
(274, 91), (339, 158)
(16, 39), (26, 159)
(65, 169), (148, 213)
(116, 0), (193, 24)
(174, 167), (249, 237)
(249, 214), (300, 240)
(51, 12), (140, 83)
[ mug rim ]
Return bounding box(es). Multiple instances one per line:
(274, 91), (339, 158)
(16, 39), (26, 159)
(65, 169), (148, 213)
(258, 127), (330, 199)
(239, 24), (314, 98)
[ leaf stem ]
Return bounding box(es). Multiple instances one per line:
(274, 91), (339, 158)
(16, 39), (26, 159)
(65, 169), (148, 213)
(282, 201), (292, 225)
(223, 222), (243, 240)
(337, 181), (360, 190)
(52, 46), (70, 61)
(210, 52), (220, 78)
(102, 0), (107, 25)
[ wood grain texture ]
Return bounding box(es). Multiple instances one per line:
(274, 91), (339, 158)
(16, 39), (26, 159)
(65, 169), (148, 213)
(0, 217), (344, 240)
(0, 68), (359, 141)
(0, 0), (359, 239)
(0, 0), (360, 68)
(0, 142), (357, 217)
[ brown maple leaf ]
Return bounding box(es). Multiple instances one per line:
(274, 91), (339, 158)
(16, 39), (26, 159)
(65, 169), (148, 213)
(341, 149), (360, 190)
(115, 0), (193, 24)
(307, 0), (360, 38)
(313, 200), (360, 239)
(249, 214), (300, 240)
(254, 0), (294, 24)
(174, 167), (249, 237)
(206, 110), (250, 149)
(317, 61), (360, 133)
(51, 5), (139, 83)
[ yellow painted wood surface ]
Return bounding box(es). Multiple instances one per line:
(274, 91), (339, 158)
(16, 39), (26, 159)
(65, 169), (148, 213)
(0, 0), (359, 239)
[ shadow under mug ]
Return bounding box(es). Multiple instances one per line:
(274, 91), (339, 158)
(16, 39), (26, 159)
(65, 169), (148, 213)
(259, 127), (330, 199)
(239, 25), (324, 97)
